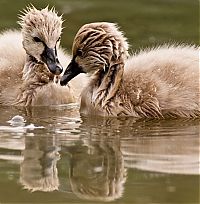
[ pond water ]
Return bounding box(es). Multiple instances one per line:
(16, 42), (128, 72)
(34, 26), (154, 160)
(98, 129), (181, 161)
(0, 106), (199, 203)
(0, 0), (199, 203)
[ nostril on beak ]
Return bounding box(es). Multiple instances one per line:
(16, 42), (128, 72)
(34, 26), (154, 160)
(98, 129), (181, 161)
(55, 64), (63, 75)
(59, 66), (63, 73)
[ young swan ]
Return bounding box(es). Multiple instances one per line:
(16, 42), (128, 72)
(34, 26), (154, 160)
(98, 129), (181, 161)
(0, 6), (80, 106)
(60, 22), (200, 118)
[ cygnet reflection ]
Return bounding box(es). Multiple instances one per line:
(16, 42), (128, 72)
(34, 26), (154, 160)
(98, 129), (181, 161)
(67, 139), (127, 202)
(20, 135), (60, 192)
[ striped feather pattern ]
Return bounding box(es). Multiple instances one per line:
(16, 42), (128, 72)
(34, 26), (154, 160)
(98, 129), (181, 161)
(66, 22), (199, 118)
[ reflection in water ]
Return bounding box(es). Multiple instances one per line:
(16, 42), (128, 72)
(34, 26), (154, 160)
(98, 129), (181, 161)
(66, 139), (127, 202)
(121, 135), (199, 175)
(20, 136), (60, 192)
(19, 133), (127, 201)
(0, 106), (199, 203)
(79, 116), (199, 175)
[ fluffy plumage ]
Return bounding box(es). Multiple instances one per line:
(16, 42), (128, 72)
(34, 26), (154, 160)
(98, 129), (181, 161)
(0, 6), (87, 106)
(18, 6), (63, 57)
(61, 22), (200, 118)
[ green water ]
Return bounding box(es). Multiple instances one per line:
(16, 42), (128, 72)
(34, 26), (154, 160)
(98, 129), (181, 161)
(0, 0), (199, 203)
(0, 0), (198, 51)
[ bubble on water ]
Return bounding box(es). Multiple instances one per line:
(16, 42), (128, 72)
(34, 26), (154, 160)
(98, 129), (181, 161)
(7, 115), (26, 127)
(1, 116), (45, 133)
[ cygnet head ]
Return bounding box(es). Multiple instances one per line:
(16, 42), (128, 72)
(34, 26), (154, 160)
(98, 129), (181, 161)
(18, 6), (63, 75)
(60, 22), (129, 85)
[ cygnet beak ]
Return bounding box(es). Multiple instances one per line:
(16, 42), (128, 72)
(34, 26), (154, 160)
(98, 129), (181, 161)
(41, 46), (63, 75)
(60, 59), (84, 86)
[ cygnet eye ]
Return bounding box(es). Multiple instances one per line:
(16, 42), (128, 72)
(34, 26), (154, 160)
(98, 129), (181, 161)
(33, 37), (42, 42)
(77, 49), (83, 57)
(57, 36), (61, 42)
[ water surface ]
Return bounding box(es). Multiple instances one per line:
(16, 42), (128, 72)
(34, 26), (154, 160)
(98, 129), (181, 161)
(0, 106), (199, 203)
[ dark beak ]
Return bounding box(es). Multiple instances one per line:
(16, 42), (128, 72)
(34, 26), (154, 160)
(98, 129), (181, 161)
(60, 60), (83, 86)
(41, 47), (63, 75)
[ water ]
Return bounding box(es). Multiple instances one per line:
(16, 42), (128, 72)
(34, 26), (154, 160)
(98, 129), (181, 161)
(0, 0), (199, 203)
(0, 106), (199, 203)
(0, 0), (198, 51)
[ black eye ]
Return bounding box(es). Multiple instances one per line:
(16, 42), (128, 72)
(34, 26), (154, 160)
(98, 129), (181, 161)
(33, 37), (42, 42)
(77, 49), (83, 57)
(57, 36), (61, 42)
